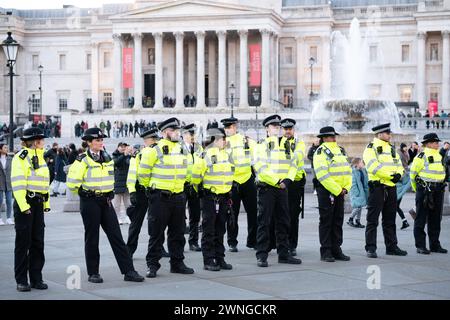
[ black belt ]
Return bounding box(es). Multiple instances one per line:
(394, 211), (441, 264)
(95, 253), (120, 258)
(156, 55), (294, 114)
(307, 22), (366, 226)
(155, 189), (184, 198)
(417, 182), (445, 191)
(368, 181), (394, 188)
(203, 188), (231, 199)
(136, 183), (146, 192)
(256, 182), (277, 190)
(26, 191), (49, 202)
(79, 189), (114, 199)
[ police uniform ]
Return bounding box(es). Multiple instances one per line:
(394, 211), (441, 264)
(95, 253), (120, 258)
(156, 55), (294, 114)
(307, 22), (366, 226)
(192, 128), (234, 271)
(138, 117), (194, 278)
(126, 128), (159, 256)
(363, 123), (407, 258)
(280, 118), (307, 256)
(67, 128), (144, 283)
(220, 117), (258, 251)
(253, 115), (302, 267)
(11, 128), (50, 292)
(181, 123), (203, 251)
(410, 133), (448, 254)
(313, 127), (352, 262)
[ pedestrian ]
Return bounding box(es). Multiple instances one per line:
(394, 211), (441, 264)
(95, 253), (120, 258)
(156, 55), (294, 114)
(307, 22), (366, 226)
(192, 127), (234, 271)
(112, 142), (132, 225)
(408, 142), (420, 164)
(44, 142), (58, 187)
(106, 120), (112, 138)
(67, 143), (78, 164)
(397, 143), (411, 230)
(307, 139), (320, 194)
(11, 128), (50, 291)
(363, 123), (407, 258)
(52, 148), (67, 196)
(347, 157), (368, 228)
(66, 128), (144, 283)
(0, 143), (13, 225)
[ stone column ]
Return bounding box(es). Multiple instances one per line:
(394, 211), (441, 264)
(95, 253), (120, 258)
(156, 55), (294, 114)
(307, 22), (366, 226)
(91, 42), (100, 111)
(261, 29), (271, 108)
(175, 31), (185, 109)
(196, 31), (206, 109)
(154, 32), (163, 109)
(296, 36), (304, 104)
(133, 33), (143, 109)
(239, 30), (249, 108)
(217, 30), (227, 108)
(112, 33), (123, 109)
(208, 38), (217, 106)
(322, 35), (331, 98)
(188, 38), (196, 97)
(274, 33), (279, 101)
(417, 31), (426, 109)
(442, 30), (450, 111)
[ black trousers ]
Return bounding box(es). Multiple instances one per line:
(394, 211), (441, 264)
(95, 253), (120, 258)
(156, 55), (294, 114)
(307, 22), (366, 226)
(288, 178), (305, 250)
(365, 184), (398, 252)
(227, 175), (258, 248)
(146, 190), (186, 270)
(396, 198), (406, 220)
(187, 190), (201, 246)
(256, 185), (290, 260)
(79, 196), (134, 276)
(316, 185), (344, 256)
(14, 198), (45, 285)
(201, 193), (229, 264)
(126, 188), (149, 255)
(414, 185), (444, 249)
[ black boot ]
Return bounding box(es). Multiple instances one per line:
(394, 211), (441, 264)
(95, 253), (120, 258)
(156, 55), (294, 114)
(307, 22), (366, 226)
(347, 217), (355, 227)
(31, 281), (48, 290)
(124, 270), (145, 282)
(171, 262), (194, 274)
(354, 220), (365, 228)
(401, 220), (410, 230)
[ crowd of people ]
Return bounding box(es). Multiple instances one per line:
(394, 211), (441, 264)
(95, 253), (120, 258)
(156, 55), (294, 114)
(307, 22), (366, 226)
(399, 109), (450, 129)
(75, 119), (157, 138)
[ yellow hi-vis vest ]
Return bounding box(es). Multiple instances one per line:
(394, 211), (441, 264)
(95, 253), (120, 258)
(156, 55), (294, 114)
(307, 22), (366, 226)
(66, 151), (115, 193)
(126, 145), (157, 193)
(313, 142), (352, 196)
(182, 142), (203, 185)
(191, 146), (235, 194)
(280, 136), (306, 181)
(363, 138), (404, 187)
(227, 133), (256, 184)
(138, 138), (188, 193)
(11, 147), (50, 212)
(410, 147), (445, 191)
(253, 136), (297, 188)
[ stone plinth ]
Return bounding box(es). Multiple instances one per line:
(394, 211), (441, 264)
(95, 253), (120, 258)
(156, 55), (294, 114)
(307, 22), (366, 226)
(63, 190), (80, 212)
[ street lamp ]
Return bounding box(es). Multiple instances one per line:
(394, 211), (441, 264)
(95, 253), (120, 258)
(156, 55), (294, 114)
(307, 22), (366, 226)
(27, 96), (32, 121)
(309, 56), (316, 100)
(38, 64), (43, 121)
(229, 83), (235, 117)
(1, 32), (19, 152)
(252, 88), (260, 141)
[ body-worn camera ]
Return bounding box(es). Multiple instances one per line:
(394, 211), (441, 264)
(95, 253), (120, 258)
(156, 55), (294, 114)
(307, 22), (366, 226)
(31, 156), (39, 169)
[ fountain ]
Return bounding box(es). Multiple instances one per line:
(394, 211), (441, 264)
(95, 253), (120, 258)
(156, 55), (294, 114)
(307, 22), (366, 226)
(304, 17), (415, 158)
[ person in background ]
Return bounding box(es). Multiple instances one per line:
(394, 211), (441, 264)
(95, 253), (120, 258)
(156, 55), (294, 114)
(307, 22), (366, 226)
(44, 142), (58, 189)
(67, 143), (78, 165)
(348, 157), (368, 228)
(397, 143), (411, 230)
(439, 141), (450, 159)
(112, 142), (132, 225)
(307, 139), (320, 194)
(52, 148), (68, 197)
(408, 142), (420, 165)
(0, 143), (13, 225)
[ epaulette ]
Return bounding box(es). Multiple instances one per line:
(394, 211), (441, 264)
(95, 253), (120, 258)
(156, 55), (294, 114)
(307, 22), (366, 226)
(367, 143), (373, 148)
(339, 146), (346, 156)
(417, 152), (425, 159)
(138, 153), (143, 161)
(76, 153), (87, 162)
(18, 149), (28, 160)
(316, 146), (322, 155)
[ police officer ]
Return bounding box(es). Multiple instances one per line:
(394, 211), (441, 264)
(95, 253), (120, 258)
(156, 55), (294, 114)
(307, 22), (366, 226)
(363, 123), (407, 258)
(67, 128), (144, 283)
(253, 115), (302, 267)
(11, 128), (50, 292)
(192, 128), (234, 271)
(280, 118), (306, 257)
(139, 117), (194, 278)
(126, 128), (159, 257)
(181, 123), (203, 252)
(313, 127), (352, 262)
(220, 116), (258, 252)
(410, 133), (448, 255)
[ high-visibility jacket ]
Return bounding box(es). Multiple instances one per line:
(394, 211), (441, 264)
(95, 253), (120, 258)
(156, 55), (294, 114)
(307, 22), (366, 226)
(410, 147), (445, 191)
(66, 151), (115, 193)
(227, 133), (256, 184)
(11, 147), (50, 212)
(126, 145), (156, 193)
(253, 136), (297, 188)
(313, 142), (352, 196)
(363, 138), (404, 187)
(138, 138), (188, 193)
(182, 142), (203, 184)
(280, 136), (306, 181)
(192, 146), (235, 194)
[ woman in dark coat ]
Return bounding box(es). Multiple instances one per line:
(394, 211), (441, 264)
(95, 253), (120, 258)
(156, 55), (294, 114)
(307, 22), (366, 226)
(52, 148), (67, 196)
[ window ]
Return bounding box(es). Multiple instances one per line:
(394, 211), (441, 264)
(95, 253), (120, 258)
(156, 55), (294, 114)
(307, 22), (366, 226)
(104, 52), (111, 68)
(369, 85), (381, 98)
(86, 53), (92, 70)
(369, 45), (377, 63)
(284, 47), (293, 64)
(59, 54), (66, 70)
(30, 94), (40, 113)
(59, 97), (68, 111)
(103, 92), (112, 109)
(283, 88), (294, 108)
(86, 98), (92, 112)
(32, 54), (39, 70)
(399, 85), (413, 102)
(401, 44), (410, 63)
(430, 87), (439, 102)
(148, 48), (155, 65)
(430, 43), (439, 61)
(309, 46), (318, 61)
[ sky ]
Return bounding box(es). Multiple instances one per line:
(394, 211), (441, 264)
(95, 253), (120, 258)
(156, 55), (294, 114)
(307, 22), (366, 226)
(0, 0), (134, 10)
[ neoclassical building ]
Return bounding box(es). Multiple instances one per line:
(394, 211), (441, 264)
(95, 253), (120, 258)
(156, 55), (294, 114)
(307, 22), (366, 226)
(1, 0), (450, 129)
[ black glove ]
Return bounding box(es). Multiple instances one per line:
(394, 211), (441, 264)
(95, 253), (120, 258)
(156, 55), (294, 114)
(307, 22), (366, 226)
(390, 173), (401, 183)
(130, 192), (137, 206)
(281, 179), (292, 189)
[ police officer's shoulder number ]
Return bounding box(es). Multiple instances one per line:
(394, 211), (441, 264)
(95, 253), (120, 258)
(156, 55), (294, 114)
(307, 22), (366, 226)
(18, 149), (28, 160)
(367, 143), (373, 148)
(417, 152), (425, 159)
(76, 153), (87, 162)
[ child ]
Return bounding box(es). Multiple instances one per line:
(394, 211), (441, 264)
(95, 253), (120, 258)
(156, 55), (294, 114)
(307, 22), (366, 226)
(348, 158), (368, 228)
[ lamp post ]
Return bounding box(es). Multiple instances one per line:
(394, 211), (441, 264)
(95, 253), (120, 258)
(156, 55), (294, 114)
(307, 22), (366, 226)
(27, 96), (32, 121)
(252, 88), (260, 141)
(38, 64), (43, 121)
(1, 32), (19, 152)
(309, 56), (316, 101)
(229, 83), (235, 117)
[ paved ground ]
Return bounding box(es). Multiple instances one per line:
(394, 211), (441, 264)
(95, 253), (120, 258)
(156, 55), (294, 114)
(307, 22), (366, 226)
(0, 192), (449, 300)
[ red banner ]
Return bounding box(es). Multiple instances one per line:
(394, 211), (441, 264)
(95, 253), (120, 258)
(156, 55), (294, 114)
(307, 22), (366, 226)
(122, 48), (133, 89)
(428, 100), (438, 117)
(249, 44), (261, 87)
